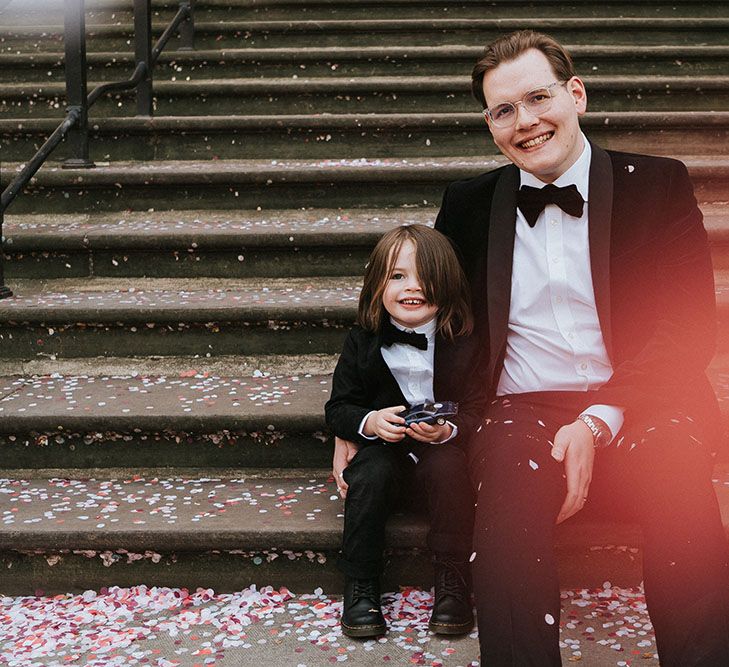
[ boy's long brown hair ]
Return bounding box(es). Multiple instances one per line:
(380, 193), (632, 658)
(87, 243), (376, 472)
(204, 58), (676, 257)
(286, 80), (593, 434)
(358, 224), (473, 340)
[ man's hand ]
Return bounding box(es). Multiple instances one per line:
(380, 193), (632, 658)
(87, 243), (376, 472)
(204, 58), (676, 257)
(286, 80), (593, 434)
(406, 421), (453, 443)
(363, 406), (407, 442)
(333, 436), (359, 499)
(551, 420), (595, 524)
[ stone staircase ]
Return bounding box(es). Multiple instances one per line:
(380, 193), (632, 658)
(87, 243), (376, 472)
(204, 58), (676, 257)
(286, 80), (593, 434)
(1, 0), (729, 596)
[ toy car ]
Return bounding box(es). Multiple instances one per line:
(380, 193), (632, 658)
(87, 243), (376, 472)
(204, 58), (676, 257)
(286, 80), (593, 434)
(399, 400), (458, 426)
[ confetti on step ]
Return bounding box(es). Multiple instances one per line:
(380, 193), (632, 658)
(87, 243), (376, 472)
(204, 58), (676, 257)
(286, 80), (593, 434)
(0, 584), (659, 666)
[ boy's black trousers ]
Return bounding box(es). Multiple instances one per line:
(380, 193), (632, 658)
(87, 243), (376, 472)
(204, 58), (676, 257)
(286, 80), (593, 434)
(338, 439), (475, 579)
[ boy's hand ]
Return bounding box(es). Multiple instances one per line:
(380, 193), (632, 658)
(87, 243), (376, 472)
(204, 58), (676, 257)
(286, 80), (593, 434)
(363, 406), (407, 442)
(333, 437), (359, 499)
(406, 421), (453, 443)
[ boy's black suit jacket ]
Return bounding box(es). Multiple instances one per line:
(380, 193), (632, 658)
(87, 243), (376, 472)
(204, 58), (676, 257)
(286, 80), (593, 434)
(325, 324), (487, 448)
(435, 142), (723, 448)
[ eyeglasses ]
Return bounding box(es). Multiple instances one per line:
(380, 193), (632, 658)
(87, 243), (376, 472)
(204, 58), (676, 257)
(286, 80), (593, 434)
(483, 81), (567, 128)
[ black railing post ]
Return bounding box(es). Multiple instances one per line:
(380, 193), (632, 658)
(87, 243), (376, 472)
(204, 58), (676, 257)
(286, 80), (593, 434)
(135, 0), (154, 116)
(62, 0), (94, 169)
(0, 200), (14, 300)
(178, 0), (195, 50)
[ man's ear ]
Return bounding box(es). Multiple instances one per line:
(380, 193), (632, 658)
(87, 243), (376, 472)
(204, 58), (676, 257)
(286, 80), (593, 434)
(568, 76), (588, 116)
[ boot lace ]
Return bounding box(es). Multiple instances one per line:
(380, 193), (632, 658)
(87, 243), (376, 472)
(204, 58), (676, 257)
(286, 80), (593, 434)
(352, 579), (379, 604)
(435, 560), (467, 602)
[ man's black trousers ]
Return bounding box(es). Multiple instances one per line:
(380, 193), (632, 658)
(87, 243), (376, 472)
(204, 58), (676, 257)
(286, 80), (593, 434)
(469, 391), (729, 667)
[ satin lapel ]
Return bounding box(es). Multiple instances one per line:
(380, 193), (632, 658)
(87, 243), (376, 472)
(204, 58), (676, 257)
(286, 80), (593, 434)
(487, 164), (519, 385)
(587, 143), (614, 359)
(374, 331), (408, 405)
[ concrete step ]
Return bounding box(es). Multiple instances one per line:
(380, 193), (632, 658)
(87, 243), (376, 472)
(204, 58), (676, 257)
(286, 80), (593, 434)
(1, 209), (425, 279)
(0, 271), (727, 358)
(3, 205), (729, 281)
(0, 341), (726, 470)
(0, 351), (726, 470)
(3, 0), (726, 26)
(0, 276), (358, 360)
(5, 45), (729, 84)
(2, 464), (729, 594)
(4, 75), (729, 118)
(2, 156), (728, 212)
(3, 17), (729, 52)
(4, 112), (729, 163)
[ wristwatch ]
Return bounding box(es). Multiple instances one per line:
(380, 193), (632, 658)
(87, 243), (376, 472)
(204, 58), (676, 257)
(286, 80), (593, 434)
(578, 414), (612, 449)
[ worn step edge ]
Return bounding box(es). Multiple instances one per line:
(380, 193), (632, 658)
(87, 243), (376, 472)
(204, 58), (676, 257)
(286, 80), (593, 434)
(5, 75), (729, 96)
(4, 156), (729, 185)
(0, 272), (728, 323)
(6, 111), (729, 135)
(0, 353), (339, 378)
(1, 209), (432, 250)
(5, 44), (729, 66)
(2, 205), (728, 252)
(0, 280), (361, 322)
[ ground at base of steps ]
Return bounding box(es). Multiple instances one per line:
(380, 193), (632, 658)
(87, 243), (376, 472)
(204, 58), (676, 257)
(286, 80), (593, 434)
(0, 583), (657, 666)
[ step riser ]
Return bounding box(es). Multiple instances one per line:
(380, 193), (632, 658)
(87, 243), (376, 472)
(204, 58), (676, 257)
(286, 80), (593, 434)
(3, 173), (727, 213)
(2, 247), (373, 279)
(4, 241), (729, 278)
(4, 27), (729, 52)
(0, 322), (349, 359)
(3, 86), (728, 118)
(0, 542), (644, 595)
(0, 433), (332, 469)
(4, 124), (729, 162)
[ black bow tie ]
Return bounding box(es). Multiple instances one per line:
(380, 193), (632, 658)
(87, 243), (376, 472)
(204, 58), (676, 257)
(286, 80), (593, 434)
(517, 183), (585, 227)
(381, 320), (428, 351)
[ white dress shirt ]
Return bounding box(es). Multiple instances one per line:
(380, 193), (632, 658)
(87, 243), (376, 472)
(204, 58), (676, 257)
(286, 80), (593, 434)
(496, 135), (623, 440)
(358, 316), (457, 442)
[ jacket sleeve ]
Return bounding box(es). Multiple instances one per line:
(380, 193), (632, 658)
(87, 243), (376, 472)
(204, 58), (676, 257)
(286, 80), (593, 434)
(325, 329), (381, 447)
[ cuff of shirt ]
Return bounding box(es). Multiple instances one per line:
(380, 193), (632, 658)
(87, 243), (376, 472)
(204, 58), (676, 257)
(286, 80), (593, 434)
(357, 411), (379, 440)
(579, 404), (624, 444)
(432, 421), (458, 444)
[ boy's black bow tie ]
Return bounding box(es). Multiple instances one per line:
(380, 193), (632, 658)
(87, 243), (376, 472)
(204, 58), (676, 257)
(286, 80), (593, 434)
(381, 320), (428, 350)
(517, 183), (585, 227)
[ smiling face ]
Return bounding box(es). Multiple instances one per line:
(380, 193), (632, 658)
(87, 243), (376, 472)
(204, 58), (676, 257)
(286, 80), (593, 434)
(482, 48), (587, 183)
(382, 239), (438, 329)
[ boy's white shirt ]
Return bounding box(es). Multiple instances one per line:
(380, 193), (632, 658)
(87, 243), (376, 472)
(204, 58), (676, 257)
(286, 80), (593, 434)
(357, 316), (458, 443)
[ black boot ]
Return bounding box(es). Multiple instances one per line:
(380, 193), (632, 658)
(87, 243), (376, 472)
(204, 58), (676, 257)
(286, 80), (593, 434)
(429, 555), (474, 635)
(341, 576), (387, 638)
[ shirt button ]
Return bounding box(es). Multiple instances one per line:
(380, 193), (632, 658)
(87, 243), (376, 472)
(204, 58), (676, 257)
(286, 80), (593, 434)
(567, 332), (574, 339)
(552, 257), (560, 264)
(580, 362), (588, 370)
(555, 296), (563, 304)
(551, 220), (558, 226)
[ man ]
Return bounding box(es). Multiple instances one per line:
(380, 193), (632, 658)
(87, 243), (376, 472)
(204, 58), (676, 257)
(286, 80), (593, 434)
(434, 30), (729, 666)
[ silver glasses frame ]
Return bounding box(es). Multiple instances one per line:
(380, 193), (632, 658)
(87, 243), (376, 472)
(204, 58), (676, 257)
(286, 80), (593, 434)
(482, 81), (567, 127)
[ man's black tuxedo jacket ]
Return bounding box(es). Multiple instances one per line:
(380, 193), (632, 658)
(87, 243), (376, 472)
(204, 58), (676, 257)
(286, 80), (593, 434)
(435, 142), (723, 448)
(325, 325), (486, 448)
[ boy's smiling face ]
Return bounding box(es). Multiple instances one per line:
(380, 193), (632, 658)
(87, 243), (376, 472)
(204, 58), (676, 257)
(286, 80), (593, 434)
(382, 240), (438, 329)
(483, 48), (587, 183)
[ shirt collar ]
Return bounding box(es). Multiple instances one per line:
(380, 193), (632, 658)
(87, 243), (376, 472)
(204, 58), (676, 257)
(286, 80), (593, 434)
(390, 315), (437, 338)
(519, 132), (591, 203)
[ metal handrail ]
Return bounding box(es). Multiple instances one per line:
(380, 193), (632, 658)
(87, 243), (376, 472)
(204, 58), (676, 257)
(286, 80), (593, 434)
(0, 0), (195, 299)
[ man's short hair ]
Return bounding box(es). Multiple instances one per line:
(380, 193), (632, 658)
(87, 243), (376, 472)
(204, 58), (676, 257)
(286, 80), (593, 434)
(471, 30), (577, 108)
